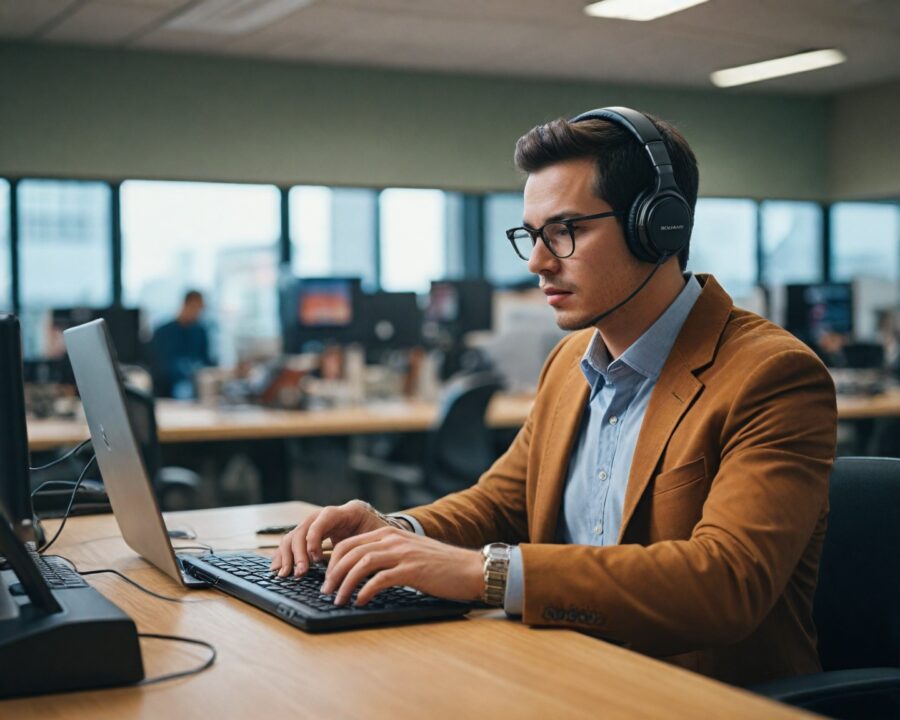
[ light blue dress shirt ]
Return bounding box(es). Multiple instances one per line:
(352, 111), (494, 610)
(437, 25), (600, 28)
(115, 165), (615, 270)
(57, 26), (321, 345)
(399, 274), (702, 615)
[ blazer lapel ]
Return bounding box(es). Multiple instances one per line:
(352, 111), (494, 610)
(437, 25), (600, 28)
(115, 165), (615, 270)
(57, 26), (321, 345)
(531, 361), (590, 543)
(617, 274), (733, 542)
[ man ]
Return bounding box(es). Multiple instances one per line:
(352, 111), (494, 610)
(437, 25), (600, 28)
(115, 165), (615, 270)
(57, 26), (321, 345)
(272, 108), (837, 686)
(151, 289), (213, 398)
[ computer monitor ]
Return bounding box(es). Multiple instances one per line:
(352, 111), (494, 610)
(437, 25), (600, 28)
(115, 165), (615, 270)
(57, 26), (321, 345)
(785, 283), (854, 342)
(0, 314), (44, 545)
(281, 277), (364, 352)
(427, 280), (493, 335)
(363, 291), (423, 351)
(49, 307), (143, 365)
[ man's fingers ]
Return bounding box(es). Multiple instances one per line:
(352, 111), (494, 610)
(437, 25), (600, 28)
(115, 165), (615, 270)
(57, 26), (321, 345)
(271, 514), (315, 574)
(328, 525), (394, 572)
(331, 550), (394, 606)
(355, 569), (404, 606)
(305, 506), (344, 565)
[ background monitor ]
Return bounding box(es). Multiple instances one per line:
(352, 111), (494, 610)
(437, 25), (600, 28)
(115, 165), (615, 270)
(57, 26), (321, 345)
(280, 277), (364, 352)
(0, 314), (44, 544)
(427, 279), (493, 335)
(49, 307), (143, 365)
(785, 283), (854, 342)
(363, 291), (423, 351)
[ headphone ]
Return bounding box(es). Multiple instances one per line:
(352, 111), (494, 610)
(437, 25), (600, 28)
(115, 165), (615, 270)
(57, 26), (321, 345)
(570, 106), (693, 264)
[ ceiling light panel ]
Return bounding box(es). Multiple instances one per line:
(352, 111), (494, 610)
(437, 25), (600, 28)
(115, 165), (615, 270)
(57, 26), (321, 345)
(584, 0), (709, 22)
(166, 0), (313, 35)
(711, 48), (847, 88)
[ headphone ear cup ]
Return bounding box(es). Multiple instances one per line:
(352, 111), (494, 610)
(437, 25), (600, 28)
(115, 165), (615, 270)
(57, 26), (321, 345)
(625, 190), (659, 263)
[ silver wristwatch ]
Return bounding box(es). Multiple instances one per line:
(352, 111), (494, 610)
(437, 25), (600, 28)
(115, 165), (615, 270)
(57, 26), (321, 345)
(481, 542), (512, 607)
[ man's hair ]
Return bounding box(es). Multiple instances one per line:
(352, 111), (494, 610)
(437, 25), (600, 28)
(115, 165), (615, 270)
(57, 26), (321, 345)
(184, 289), (204, 305)
(513, 111), (699, 270)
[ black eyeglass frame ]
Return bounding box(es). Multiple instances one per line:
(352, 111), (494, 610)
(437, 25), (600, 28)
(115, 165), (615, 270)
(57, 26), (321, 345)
(505, 211), (625, 261)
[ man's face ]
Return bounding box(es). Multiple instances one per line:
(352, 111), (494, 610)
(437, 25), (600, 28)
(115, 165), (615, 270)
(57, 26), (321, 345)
(184, 297), (205, 323)
(523, 158), (646, 331)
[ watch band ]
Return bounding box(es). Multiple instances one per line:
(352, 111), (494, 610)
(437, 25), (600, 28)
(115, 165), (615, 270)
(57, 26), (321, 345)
(481, 543), (512, 607)
(363, 502), (412, 532)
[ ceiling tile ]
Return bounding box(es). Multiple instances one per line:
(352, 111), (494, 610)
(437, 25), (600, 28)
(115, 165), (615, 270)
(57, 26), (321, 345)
(42, 1), (182, 43)
(0, 0), (75, 37)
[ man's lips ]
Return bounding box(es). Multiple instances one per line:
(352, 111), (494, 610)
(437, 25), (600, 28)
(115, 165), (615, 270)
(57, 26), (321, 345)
(542, 286), (573, 307)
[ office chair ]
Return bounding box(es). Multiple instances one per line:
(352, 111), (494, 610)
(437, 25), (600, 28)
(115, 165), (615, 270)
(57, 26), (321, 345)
(349, 371), (504, 508)
(751, 456), (900, 718)
(122, 385), (202, 511)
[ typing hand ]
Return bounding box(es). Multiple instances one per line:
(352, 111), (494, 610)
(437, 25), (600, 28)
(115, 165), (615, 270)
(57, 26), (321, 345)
(270, 499), (388, 577)
(320, 526), (484, 607)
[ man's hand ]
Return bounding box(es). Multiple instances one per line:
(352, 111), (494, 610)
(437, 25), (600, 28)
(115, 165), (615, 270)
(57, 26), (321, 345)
(321, 526), (485, 607)
(270, 499), (388, 577)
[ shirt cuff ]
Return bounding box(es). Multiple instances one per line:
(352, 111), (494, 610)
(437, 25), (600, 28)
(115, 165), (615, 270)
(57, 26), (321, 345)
(391, 513), (426, 536)
(503, 545), (524, 616)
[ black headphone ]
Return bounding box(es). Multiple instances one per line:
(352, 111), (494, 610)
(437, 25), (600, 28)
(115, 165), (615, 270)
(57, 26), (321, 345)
(570, 106), (693, 264)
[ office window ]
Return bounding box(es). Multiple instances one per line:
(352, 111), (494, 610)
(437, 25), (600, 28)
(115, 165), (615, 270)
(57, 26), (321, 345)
(831, 202), (900, 283)
(379, 189), (464, 293)
(485, 193), (533, 287)
(760, 201), (823, 286)
(17, 179), (113, 356)
(689, 198), (758, 301)
(0, 180), (9, 311)
(121, 180), (280, 366)
(290, 186), (377, 288)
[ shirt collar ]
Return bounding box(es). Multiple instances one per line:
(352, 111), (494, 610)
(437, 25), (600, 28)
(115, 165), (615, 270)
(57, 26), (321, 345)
(580, 273), (702, 394)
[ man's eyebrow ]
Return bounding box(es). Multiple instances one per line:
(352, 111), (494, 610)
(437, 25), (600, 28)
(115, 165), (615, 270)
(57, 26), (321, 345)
(522, 210), (584, 229)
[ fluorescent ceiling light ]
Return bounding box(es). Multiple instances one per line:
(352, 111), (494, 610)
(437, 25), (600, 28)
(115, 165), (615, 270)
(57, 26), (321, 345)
(167, 0), (313, 35)
(583, 0), (709, 22)
(711, 49), (847, 88)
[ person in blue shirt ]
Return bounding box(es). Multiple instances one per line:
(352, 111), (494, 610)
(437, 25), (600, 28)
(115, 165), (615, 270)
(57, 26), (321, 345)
(151, 290), (213, 399)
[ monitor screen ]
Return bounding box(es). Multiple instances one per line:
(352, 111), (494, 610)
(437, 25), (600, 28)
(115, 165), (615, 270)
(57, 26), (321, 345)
(46, 307), (142, 365)
(426, 282), (460, 323)
(786, 283), (854, 339)
(297, 279), (354, 328)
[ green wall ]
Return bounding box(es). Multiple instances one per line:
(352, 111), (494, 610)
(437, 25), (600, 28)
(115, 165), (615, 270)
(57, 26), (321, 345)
(829, 79), (900, 200)
(0, 42), (833, 199)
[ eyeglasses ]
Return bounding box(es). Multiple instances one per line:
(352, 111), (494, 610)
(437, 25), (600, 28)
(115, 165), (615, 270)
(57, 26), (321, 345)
(506, 211), (624, 261)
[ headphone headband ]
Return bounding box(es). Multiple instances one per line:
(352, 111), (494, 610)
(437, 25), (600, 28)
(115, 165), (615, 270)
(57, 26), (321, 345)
(569, 105), (692, 264)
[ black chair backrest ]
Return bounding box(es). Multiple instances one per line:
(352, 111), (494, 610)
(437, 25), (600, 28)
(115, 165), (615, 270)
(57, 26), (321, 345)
(121, 384), (161, 486)
(429, 371), (503, 490)
(814, 456), (900, 671)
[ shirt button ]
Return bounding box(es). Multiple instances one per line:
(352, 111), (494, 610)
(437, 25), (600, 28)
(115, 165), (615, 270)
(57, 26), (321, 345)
(593, 523), (603, 535)
(609, 416), (618, 425)
(598, 471), (608, 481)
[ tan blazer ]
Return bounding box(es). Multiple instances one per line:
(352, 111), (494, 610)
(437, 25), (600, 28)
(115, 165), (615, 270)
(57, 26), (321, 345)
(407, 274), (837, 686)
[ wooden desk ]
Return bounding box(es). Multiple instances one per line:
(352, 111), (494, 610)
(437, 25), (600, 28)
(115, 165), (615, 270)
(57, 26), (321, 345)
(28, 388), (900, 453)
(4, 503), (813, 719)
(836, 388), (900, 420)
(27, 394), (536, 451)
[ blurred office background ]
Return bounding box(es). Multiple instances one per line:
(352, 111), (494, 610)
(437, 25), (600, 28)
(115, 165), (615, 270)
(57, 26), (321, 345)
(1, 0), (899, 508)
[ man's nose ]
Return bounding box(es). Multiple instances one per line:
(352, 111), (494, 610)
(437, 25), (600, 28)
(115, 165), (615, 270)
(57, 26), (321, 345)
(527, 237), (560, 275)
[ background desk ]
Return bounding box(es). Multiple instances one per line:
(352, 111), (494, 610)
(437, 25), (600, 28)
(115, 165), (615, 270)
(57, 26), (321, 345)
(27, 394), (537, 451)
(26, 390), (900, 452)
(4, 503), (814, 719)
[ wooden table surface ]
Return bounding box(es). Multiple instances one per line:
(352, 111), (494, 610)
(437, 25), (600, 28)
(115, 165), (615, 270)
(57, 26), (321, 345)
(27, 388), (900, 452)
(26, 394), (536, 451)
(2, 503), (816, 720)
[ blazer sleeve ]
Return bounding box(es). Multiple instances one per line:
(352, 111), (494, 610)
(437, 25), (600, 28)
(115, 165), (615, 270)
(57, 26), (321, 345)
(518, 348), (837, 656)
(402, 335), (575, 548)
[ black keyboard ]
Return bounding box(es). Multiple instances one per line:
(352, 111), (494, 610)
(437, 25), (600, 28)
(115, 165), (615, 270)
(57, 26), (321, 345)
(181, 552), (470, 632)
(27, 549), (89, 590)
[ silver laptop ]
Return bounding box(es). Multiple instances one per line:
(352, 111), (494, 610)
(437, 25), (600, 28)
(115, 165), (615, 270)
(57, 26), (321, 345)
(63, 319), (208, 588)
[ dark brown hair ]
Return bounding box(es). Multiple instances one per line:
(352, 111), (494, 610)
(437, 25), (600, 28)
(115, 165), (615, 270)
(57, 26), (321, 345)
(514, 112), (699, 270)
